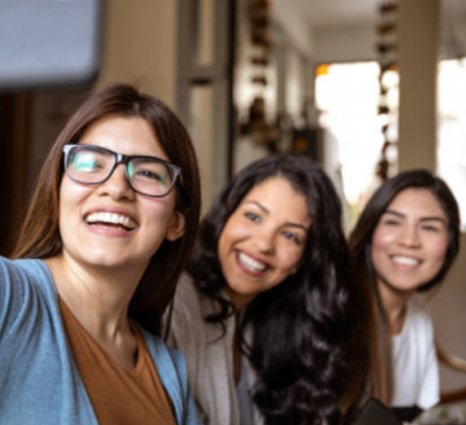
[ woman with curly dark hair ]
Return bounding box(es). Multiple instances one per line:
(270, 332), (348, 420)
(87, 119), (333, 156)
(167, 154), (359, 425)
(349, 169), (460, 422)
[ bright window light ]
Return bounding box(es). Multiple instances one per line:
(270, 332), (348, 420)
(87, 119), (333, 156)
(437, 58), (466, 231)
(315, 62), (386, 228)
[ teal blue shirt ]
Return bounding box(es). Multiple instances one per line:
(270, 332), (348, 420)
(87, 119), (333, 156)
(0, 257), (199, 425)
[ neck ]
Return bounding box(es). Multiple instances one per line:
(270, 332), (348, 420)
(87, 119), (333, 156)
(225, 288), (254, 312)
(377, 279), (412, 335)
(46, 253), (146, 339)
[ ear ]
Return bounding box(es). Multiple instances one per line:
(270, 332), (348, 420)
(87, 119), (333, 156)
(166, 211), (186, 241)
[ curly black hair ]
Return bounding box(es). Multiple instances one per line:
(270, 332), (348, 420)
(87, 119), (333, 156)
(188, 154), (358, 424)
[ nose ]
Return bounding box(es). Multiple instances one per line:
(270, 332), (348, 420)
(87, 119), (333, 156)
(97, 163), (135, 200)
(398, 223), (421, 248)
(253, 226), (275, 254)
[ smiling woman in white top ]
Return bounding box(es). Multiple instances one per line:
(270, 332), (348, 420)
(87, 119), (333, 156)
(349, 169), (461, 422)
(0, 84), (201, 424)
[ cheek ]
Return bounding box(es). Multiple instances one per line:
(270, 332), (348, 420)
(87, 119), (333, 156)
(371, 226), (394, 250)
(59, 178), (88, 211)
(428, 237), (449, 268)
(58, 181), (83, 235)
(370, 226), (396, 263)
(58, 180), (74, 225)
(370, 231), (389, 271)
(277, 243), (304, 271)
(218, 218), (246, 254)
(57, 181), (79, 250)
(370, 232), (382, 255)
(143, 198), (178, 232)
(218, 222), (233, 261)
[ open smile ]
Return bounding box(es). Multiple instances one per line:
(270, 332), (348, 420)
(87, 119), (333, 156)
(85, 211), (137, 231)
(237, 251), (268, 273)
(390, 255), (421, 267)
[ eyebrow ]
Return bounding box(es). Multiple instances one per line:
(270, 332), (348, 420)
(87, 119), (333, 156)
(383, 209), (447, 224)
(243, 200), (310, 231)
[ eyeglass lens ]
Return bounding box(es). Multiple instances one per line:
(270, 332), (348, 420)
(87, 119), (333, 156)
(65, 145), (178, 197)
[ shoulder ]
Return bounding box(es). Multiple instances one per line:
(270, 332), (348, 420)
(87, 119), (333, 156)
(0, 256), (50, 281)
(167, 272), (231, 354)
(0, 256), (59, 345)
(0, 256), (54, 306)
(173, 273), (202, 307)
(173, 272), (225, 316)
(170, 273), (209, 327)
(167, 273), (206, 347)
(170, 272), (228, 334)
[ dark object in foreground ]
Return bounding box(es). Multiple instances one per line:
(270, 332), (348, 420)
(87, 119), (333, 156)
(354, 398), (402, 425)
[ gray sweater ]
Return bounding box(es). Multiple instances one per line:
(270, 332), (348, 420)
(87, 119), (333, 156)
(167, 274), (263, 425)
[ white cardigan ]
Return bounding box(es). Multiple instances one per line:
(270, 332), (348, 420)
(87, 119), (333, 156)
(166, 274), (262, 425)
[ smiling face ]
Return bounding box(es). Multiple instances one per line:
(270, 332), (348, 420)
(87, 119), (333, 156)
(218, 176), (312, 310)
(371, 188), (449, 301)
(58, 114), (185, 273)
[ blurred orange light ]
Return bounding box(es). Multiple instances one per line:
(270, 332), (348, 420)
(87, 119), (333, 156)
(316, 64), (330, 76)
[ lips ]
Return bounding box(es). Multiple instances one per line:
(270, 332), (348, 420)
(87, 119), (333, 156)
(237, 251), (268, 273)
(85, 211), (137, 231)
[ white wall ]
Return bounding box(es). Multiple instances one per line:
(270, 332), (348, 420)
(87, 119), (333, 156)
(96, 0), (178, 106)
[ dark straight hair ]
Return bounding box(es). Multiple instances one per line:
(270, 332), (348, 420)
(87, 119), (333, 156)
(348, 169), (460, 404)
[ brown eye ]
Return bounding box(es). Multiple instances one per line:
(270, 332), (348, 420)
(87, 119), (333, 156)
(244, 211), (261, 223)
(282, 230), (301, 245)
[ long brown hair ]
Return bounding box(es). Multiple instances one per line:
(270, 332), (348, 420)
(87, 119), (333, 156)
(348, 169), (460, 404)
(11, 83), (201, 335)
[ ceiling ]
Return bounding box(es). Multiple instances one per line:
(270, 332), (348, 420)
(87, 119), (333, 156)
(272, 0), (466, 29)
(270, 0), (466, 58)
(286, 0), (381, 28)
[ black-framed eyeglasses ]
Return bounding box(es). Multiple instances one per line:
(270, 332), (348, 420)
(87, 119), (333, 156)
(62, 144), (182, 198)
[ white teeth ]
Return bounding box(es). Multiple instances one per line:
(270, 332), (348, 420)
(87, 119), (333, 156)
(238, 252), (266, 272)
(85, 212), (136, 230)
(392, 255), (419, 266)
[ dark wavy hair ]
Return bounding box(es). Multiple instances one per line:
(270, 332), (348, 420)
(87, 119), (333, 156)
(348, 169), (460, 405)
(11, 83), (201, 336)
(188, 154), (355, 424)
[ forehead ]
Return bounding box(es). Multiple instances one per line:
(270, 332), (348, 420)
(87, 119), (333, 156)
(385, 188), (447, 220)
(78, 114), (166, 158)
(241, 176), (311, 223)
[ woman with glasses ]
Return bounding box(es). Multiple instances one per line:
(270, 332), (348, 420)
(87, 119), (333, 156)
(166, 155), (360, 425)
(349, 170), (460, 422)
(0, 84), (201, 424)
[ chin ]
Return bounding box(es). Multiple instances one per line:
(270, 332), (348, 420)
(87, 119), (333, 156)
(77, 249), (133, 268)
